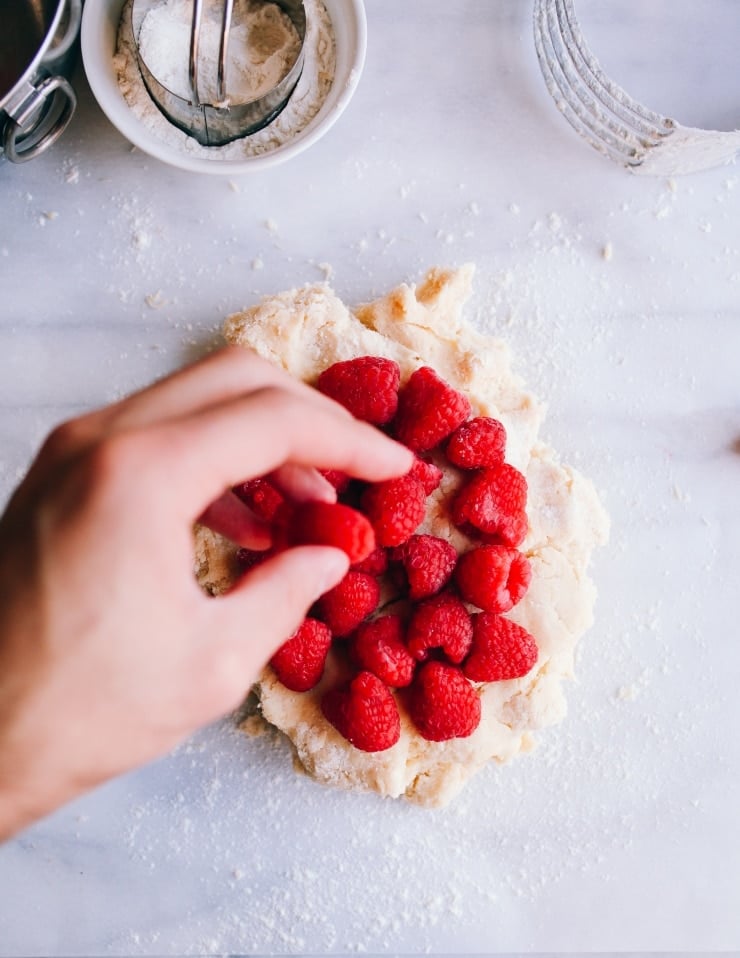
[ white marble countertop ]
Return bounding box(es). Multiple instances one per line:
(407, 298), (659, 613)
(1, 1), (739, 953)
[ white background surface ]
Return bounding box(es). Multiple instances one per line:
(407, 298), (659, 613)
(1, 1), (739, 953)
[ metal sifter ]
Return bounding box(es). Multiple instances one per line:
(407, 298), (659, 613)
(130, 0), (306, 147)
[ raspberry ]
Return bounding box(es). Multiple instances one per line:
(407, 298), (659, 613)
(232, 477), (284, 521)
(409, 456), (443, 495)
(361, 475), (426, 547)
(321, 469), (351, 494)
(463, 613), (539, 683)
(406, 661), (481, 742)
(385, 550), (410, 594)
(321, 671), (401, 752)
(446, 416), (507, 469)
(393, 366), (472, 452)
(350, 615), (415, 688)
(454, 545), (531, 613)
(352, 545), (389, 576)
(314, 571), (380, 637)
(396, 534), (458, 600)
(317, 356), (401, 425)
(235, 547), (272, 573)
(270, 618), (332, 692)
(406, 592), (473, 664)
(279, 500), (375, 565)
(452, 462), (528, 547)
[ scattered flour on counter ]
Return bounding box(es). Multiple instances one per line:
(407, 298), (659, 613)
(63, 163), (80, 184)
(114, 0), (335, 160)
(100, 695), (706, 956)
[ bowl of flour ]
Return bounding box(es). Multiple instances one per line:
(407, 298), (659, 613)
(81, 0), (366, 173)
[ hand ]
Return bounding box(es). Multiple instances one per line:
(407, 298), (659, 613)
(0, 346), (413, 839)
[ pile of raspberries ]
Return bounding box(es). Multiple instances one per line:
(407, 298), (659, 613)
(234, 357), (538, 753)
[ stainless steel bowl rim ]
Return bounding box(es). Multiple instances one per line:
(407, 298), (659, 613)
(1, 2), (69, 110)
(0, 0), (81, 162)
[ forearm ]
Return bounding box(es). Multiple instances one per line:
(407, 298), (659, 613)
(0, 738), (63, 841)
(0, 775), (49, 842)
(0, 657), (88, 842)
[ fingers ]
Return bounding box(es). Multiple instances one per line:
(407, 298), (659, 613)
(90, 346), (351, 435)
(27, 348), (345, 473)
(269, 464), (337, 504)
(24, 346), (355, 480)
(15, 346), (372, 520)
(197, 490), (272, 549)
(18, 347), (413, 547)
(144, 386), (413, 520)
(199, 466), (337, 549)
(210, 546), (349, 670)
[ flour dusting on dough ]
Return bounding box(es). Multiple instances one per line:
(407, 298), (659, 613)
(195, 266), (609, 807)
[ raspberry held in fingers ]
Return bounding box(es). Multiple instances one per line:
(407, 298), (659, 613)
(232, 476), (285, 521)
(280, 500), (375, 565)
(320, 469), (351, 493)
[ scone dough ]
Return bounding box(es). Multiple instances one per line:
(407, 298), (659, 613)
(194, 265), (609, 808)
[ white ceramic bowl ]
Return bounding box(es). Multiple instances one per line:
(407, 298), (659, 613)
(80, 0), (366, 174)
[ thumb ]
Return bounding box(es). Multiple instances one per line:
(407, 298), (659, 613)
(212, 545), (349, 669)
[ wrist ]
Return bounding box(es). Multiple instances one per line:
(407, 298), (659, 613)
(0, 704), (80, 841)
